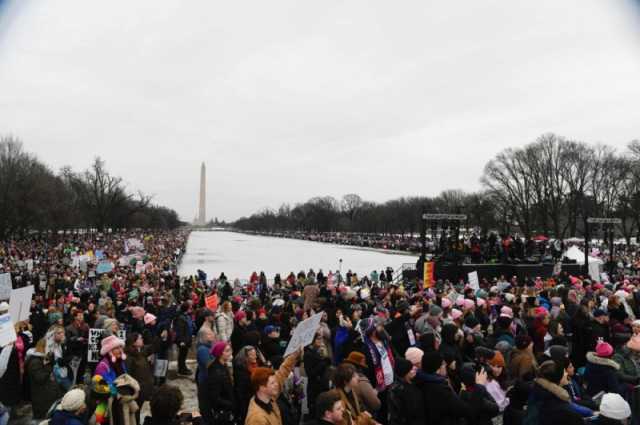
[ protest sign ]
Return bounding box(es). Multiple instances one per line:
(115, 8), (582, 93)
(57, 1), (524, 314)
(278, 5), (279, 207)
(135, 261), (144, 275)
(26, 259), (34, 272)
(205, 293), (219, 311)
(88, 328), (126, 362)
(423, 262), (434, 288)
(95, 250), (104, 260)
(284, 312), (323, 357)
(468, 271), (480, 291)
(9, 285), (34, 322)
(127, 238), (144, 252)
(0, 313), (17, 346)
(97, 261), (113, 274)
(588, 262), (600, 282)
(128, 289), (139, 300)
(0, 273), (12, 300)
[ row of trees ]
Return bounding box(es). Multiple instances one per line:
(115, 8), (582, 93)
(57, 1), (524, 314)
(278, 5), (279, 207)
(0, 136), (182, 237)
(234, 133), (640, 242)
(233, 191), (503, 236)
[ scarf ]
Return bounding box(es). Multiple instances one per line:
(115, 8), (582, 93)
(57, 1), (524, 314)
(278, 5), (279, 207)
(364, 336), (394, 391)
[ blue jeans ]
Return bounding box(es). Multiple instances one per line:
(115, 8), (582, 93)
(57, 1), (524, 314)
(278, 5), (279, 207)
(0, 411), (9, 425)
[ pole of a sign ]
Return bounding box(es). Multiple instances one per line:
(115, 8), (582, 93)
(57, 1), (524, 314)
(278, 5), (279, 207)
(609, 225), (614, 276)
(584, 220), (589, 276)
(420, 207), (427, 275)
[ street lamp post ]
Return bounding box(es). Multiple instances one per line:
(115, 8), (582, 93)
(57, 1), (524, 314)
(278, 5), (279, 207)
(421, 213), (467, 281)
(586, 217), (621, 277)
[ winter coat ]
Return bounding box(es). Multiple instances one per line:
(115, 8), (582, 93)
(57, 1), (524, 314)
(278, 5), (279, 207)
(584, 352), (624, 396)
(215, 312), (234, 342)
(95, 356), (127, 388)
(233, 362), (252, 423)
(353, 372), (380, 414)
(303, 346), (332, 406)
(302, 284), (320, 312)
(387, 378), (425, 425)
(206, 361), (235, 415)
(173, 313), (193, 346)
(524, 378), (583, 425)
(262, 336), (283, 362)
(0, 345), (21, 406)
(385, 313), (412, 357)
(244, 352), (297, 425)
(124, 349), (154, 402)
(337, 388), (376, 425)
(459, 384), (500, 425)
(50, 409), (86, 425)
(65, 322), (89, 357)
(195, 342), (213, 387)
(230, 324), (248, 356)
(509, 348), (537, 380)
(421, 373), (472, 425)
(612, 346), (640, 385)
(25, 351), (65, 419)
(503, 380), (532, 425)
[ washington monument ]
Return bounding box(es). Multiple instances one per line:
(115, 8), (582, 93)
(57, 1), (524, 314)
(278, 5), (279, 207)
(195, 162), (206, 225)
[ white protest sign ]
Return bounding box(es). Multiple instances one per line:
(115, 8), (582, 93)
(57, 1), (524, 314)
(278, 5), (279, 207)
(26, 259), (34, 272)
(284, 312), (323, 357)
(0, 273), (12, 300)
(0, 313), (17, 346)
(588, 262), (600, 281)
(87, 328), (126, 362)
(9, 285), (34, 323)
(468, 271), (480, 291)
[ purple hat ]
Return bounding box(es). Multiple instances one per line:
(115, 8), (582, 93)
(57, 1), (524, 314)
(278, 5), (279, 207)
(210, 341), (228, 358)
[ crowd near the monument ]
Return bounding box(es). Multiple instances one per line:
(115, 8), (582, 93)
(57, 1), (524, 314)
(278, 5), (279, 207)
(1, 229), (640, 425)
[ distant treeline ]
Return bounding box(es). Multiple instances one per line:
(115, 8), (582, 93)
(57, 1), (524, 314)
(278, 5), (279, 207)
(234, 133), (640, 242)
(0, 136), (183, 237)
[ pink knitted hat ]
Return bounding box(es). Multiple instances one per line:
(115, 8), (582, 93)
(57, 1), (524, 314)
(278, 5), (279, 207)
(476, 298), (486, 307)
(210, 341), (228, 358)
(143, 313), (157, 325)
(596, 341), (614, 358)
(451, 309), (463, 320)
(500, 306), (514, 319)
(405, 347), (424, 365)
(463, 299), (475, 310)
(100, 335), (124, 356)
(441, 298), (452, 309)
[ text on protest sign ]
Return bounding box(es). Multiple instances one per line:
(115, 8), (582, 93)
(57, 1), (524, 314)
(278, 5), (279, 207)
(468, 271), (480, 291)
(284, 312), (323, 357)
(9, 285), (34, 323)
(205, 294), (219, 311)
(0, 273), (11, 300)
(88, 328), (127, 362)
(0, 313), (17, 346)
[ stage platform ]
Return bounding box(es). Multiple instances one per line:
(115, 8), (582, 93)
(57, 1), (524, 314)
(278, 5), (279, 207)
(403, 262), (583, 282)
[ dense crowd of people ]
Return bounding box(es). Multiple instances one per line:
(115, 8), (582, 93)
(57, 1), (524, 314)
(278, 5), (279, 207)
(1, 228), (640, 425)
(238, 230), (640, 270)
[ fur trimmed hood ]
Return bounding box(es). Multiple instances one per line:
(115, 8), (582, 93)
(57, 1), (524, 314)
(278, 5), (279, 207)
(534, 378), (570, 402)
(586, 351), (620, 370)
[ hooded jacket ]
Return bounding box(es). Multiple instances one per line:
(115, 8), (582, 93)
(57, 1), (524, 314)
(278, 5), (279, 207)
(525, 378), (583, 425)
(584, 352), (624, 396)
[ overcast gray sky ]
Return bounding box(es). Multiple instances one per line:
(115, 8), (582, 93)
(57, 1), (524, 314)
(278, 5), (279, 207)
(1, 0), (640, 222)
